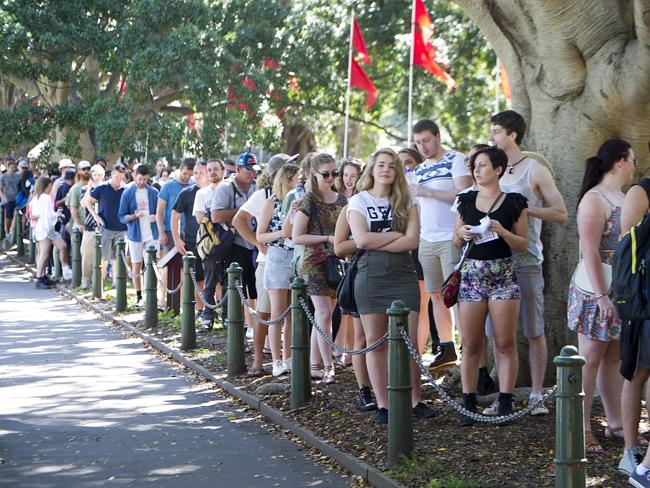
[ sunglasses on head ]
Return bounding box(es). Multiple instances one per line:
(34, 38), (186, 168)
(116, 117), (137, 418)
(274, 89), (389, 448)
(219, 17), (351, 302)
(316, 170), (339, 179)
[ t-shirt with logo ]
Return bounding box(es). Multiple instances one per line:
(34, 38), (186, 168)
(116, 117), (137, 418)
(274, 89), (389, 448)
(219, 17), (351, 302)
(136, 188), (153, 242)
(413, 150), (468, 243)
(347, 191), (394, 234)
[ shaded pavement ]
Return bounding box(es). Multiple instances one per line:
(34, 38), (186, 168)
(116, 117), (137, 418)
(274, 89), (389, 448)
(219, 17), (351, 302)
(0, 255), (349, 487)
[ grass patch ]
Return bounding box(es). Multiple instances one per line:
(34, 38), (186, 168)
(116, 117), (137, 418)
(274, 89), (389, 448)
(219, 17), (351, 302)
(386, 455), (487, 488)
(158, 308), (182, 331)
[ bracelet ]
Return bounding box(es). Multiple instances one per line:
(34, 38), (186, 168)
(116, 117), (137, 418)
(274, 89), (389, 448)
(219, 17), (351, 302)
(594, 292), (608, 300)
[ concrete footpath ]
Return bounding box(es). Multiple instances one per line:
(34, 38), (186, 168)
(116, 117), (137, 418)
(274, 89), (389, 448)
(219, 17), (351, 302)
(0, 255), (349, 488)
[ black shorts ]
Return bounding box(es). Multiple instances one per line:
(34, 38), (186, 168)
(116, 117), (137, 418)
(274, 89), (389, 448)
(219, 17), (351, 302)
(185, 242), (205, 282)
(638, 322), (650, 371)
(224, 244), (257, 300)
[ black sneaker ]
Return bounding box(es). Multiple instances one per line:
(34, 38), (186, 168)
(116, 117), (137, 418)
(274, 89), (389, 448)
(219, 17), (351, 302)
(459, 393), (477, 427)
(45, 275), (58, 286)
(35, 277), (53, 289)
(497, 392), (514, 424)
(477, 367), (497, 395)
(431, 342), (458, 371)
(412, 402), (437, 419)
(372, 408), (388, 425)
(199, 317), (213, 333)
(196, 309), (204, 322)
(357, 386), (377, 411)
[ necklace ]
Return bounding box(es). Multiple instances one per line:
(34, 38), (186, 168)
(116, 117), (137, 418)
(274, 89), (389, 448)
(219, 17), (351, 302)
(507, 156), (527, 174)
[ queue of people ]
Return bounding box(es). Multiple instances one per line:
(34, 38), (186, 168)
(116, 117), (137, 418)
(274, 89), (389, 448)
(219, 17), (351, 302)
(3, 110), (650, 486)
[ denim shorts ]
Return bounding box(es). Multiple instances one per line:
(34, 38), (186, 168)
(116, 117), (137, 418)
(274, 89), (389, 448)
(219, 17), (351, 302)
(459, 257), (520, 302)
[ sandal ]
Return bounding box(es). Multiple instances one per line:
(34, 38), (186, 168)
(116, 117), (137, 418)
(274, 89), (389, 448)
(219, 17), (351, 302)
(604, 425), (649, 446)
(246, 368), (264, 378)
(585, 431), (603, 453)
(310, 363), (324, 380)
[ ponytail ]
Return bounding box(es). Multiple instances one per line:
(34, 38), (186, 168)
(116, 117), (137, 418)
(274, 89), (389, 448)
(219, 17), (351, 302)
(577, 138), (631, 207)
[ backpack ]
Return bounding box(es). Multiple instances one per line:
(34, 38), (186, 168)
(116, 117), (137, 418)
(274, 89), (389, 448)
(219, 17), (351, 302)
(195, 182), (238, 261)
(612, 179), (650, 321)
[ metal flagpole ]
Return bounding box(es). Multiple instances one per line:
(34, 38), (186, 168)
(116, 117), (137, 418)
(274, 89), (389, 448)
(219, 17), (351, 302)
(343, 10), (354, 159)
(495, 57), (500, 113)
(407, 0), (416, 144)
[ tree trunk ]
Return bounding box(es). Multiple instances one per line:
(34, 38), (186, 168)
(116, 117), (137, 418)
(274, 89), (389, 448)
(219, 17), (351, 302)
(454, 0), (650, 384)
(282, 120), (316, 158)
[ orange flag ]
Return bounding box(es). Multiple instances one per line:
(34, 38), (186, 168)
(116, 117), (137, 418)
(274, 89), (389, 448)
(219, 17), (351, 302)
(412, 0), (455, 92)
(350, 58), (378, 110)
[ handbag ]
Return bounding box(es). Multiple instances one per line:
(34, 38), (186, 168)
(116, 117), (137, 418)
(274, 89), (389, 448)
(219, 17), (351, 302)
(310, 198), (344, 289)
(573, 258), (612, 296)
(336, 250), (365, 312)
(441, 192), (504, 308)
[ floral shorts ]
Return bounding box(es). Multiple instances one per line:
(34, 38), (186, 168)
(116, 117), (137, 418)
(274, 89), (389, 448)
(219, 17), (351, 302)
(459, 258), (520, 302)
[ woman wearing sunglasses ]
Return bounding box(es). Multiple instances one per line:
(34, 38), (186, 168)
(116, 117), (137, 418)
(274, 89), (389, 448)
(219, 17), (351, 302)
(293, 153), (347, 383)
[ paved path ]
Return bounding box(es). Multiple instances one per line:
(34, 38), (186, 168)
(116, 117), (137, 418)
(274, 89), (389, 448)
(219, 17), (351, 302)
(0, 255), (349, 487)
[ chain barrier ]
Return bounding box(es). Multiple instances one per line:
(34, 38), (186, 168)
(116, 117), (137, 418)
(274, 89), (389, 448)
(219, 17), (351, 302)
(119, 249), (144, 277)
(189, 268), (227, 310)
(298, 296), (388, 355)
(234, 280), (290, 326)
(148, 256), (182, 295)
(397, 324), (557, 424)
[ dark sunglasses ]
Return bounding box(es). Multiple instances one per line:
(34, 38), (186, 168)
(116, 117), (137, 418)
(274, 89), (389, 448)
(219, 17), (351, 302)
(316, 170), (339, 179)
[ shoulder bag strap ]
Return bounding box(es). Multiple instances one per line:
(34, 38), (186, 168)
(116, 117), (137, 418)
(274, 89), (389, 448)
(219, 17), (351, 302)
(455, 191), (503, 270)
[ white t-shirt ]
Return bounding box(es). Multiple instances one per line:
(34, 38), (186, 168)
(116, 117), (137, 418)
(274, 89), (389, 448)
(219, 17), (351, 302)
(193, 185), (217, 217)
(136, 188), (153, 242)
(414, 150), (468, 242)
(239, 188), (270, 263)
(347, 191), (393, 234)
(33, 193), (58, 241)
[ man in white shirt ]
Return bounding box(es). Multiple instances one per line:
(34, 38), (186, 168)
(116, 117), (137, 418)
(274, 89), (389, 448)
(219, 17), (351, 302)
(411, 119), (472, 371)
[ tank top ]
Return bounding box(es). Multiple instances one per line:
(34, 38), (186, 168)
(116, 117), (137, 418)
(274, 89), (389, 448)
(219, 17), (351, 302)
(498, 159), (543, 267)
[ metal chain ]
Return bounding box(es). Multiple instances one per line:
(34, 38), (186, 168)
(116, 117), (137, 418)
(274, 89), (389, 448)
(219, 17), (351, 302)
(397, 325), (557, 424)
(234, 280), (290, 326)
(298, 297), (388, 355)
(119, 249), (144, 276)
(189, 268), (227, 310)
(148, 256), (182, 294)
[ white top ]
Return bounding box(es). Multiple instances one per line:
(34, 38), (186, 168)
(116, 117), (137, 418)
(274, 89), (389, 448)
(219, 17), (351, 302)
(193, 185), (217, 217)
(413, 150), (468, 242)
(136, 188), (153, 242)
(33, 193), (58, 241)
(347, 191), (394, 233)
(239, 188), (270, 263)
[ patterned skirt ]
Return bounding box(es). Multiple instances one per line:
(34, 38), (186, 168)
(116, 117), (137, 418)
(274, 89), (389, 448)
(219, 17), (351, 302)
(567, 283), (620, 341)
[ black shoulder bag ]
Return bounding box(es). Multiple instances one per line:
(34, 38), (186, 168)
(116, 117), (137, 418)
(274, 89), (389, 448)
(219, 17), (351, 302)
(309, 197), (344, 289)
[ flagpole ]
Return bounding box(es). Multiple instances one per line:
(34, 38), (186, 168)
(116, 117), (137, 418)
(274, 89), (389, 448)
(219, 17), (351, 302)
(343, 10), (354, 159)
(495, 58), (500, 113)
(407, 0), (416, 145)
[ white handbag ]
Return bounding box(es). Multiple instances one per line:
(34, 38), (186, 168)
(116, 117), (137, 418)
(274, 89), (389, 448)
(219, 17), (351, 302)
(573, 258), (612, 296)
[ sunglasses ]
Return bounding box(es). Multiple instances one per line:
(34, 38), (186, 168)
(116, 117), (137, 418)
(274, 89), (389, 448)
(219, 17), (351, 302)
(316, 170), (340, 179)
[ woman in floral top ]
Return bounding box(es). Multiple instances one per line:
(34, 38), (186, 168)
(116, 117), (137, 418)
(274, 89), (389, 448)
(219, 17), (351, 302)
(293, 153), (347, 383)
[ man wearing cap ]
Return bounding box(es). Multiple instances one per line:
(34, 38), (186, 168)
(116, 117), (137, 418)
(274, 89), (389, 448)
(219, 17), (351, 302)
(65, 161), (92, 287)
(0, 157), (22, 238)
(202, 151), (259, 331)
(87, 163), (127, 285)
(119, 164), (159, 306)
(232, 153), (298, 371)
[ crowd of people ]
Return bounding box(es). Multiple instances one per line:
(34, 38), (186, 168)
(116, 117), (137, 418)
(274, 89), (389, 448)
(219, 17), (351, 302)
(2, 109), (650, 486)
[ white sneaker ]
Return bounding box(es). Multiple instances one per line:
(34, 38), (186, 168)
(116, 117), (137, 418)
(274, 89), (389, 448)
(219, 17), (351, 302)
(80, 278), (89, 290)
(284, 359), (292, 372)
(245, 327), (254, 339)
(272, 359), (287, 377)
(482, 399), (499, 416)
(619, 446), (643, 476)
(62, 265), (72, 281)
(529, 394), (549, 416)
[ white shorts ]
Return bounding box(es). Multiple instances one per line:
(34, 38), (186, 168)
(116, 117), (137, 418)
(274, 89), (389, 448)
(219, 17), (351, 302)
(128, 239), (159, 263)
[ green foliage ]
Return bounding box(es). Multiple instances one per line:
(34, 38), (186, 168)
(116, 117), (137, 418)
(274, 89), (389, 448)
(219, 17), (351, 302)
(385, 455), (487, 488)
(158, 308), (182, 331)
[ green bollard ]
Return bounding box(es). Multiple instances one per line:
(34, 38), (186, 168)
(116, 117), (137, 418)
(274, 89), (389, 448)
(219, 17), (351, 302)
(180, 253), (197, 351)
(144, 246), (158, 329)
(71, 227), (82, 287)
(291, 277), (311, 409)
(554, 345), (586, 488)
(53, 247), (62, 279)
(387, 300), (414, 467)
(226, 262), (246, 377)
(115, 239), (127, 312)
(92, 232), (102, 299)
(15, 210), (25, 256)
(27, 226), (36, 265)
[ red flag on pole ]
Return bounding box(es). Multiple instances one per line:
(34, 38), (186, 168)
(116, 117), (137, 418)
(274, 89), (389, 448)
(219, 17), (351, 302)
(412, 0), (455, 92)
(352, 17), (371, 65)
(499, 63), (512, 100)
(350, 58), (378, 110)
(118, 75), (127, 98)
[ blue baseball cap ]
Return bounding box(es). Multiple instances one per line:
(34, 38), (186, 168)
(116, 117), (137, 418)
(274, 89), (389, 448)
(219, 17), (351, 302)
(236, 152), (261, 171)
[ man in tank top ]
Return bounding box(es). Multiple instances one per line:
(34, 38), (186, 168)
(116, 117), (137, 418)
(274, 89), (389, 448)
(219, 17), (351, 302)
(485, 110), (567, 415)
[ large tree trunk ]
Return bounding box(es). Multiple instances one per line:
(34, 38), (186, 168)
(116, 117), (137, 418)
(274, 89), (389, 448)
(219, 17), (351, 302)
(282, 120), (316, 158)
(455, 0), (650, 384)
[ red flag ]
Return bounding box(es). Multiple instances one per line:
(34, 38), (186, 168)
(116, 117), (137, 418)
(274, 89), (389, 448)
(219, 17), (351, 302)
(350, 58), (378, 110)
(352, 17), (371, 65)
(118, 75), (127, 98)
(412, 0), (455, 92)
(499, 63), (512, 100)
(263, 59), (280, 70)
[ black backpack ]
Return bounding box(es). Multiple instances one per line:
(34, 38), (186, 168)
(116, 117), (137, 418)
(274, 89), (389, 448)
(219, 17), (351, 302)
(612, 179), (650, 321)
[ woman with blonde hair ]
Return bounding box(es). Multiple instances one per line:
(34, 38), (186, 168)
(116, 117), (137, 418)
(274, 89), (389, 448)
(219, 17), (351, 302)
(293, 153), (347, 383)
(257, 163), (300, 376)
(348, 148), (436, 424)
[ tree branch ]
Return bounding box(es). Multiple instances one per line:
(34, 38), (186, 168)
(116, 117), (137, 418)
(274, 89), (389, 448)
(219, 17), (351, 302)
(151, 89), (187, 112)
